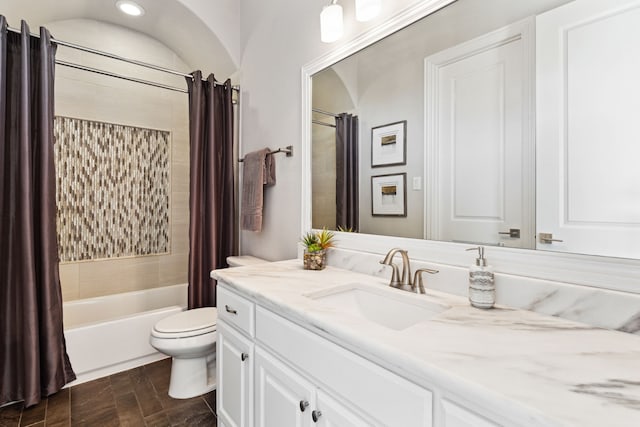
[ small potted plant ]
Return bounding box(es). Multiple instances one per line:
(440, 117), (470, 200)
(301, 228), (335, 270)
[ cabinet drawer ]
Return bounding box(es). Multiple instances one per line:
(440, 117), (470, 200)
(256, 307), (433, 427)
(218, 284), (255, 337)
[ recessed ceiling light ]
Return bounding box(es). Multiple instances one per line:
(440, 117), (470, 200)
(116, 0), (145, 17)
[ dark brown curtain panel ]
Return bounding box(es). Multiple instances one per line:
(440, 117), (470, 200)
(335, 113), (359, 231)
(0, 18), (76, 408)
(186, 72), (235, 309)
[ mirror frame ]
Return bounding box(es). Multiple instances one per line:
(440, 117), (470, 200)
(301, 0), (639, 294)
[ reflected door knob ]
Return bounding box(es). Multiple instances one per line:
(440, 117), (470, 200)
(312, 410), (322, 422)
(498, 228), (520, 238)
(539, 232), (563, 244)
(299, 400), (309, 412)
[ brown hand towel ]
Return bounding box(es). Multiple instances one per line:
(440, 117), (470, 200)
(241, 148), (276, 231)
(264, 149), (276, 187)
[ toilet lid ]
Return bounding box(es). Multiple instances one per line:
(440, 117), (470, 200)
(154, 307), (218, 334)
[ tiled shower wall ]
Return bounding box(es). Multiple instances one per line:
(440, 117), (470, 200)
(54, 117), (171, 262)
(51, 19), (191, 301)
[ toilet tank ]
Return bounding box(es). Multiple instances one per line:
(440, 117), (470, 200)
(226, 255), (268, 268)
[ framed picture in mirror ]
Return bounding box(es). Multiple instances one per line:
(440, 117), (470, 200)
(371, 120), (406, 167)
(371, 173), (407, 217)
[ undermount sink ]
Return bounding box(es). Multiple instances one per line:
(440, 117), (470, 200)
(305, 283), (449, 331)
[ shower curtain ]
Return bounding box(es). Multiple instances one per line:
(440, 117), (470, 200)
(335, 113), (359, 231)
(186, 72), (235, 309)
(0, 19), (76, 407)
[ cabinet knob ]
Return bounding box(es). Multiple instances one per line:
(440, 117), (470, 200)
(225, 305), (238, 315)
(241, 352), (249, 361)
(299, 400), (309, 412)
(312, 410), (322, 422)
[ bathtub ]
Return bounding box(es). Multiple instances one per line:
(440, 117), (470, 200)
(63, 283), (188, 386)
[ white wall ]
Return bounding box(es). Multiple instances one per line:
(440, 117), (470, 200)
(356, 56), (424, 239)
(237, 0), (421, 260)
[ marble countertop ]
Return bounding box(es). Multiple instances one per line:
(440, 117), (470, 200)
(211, 260), (640, 426)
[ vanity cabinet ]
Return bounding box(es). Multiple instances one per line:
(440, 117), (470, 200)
(441, 399), (499, 427)
(255, 345), (377, 427)
(217, 285), (256, 427)
(217, 282), (515, 427)
(254, 346), (316, 427)
(255, 305), (433, 426)
(314, 389), (375, 427)
(218, 321), (254, 427)
(218, 283), (432, 427)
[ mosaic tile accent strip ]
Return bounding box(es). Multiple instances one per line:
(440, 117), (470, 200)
(54, 116), (170, 262)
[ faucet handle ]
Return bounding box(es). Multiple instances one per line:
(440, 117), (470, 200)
(413, 268), (439, 294)
(379, 260), (402, 287)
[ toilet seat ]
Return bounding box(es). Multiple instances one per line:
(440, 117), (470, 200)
(152, 307), (218, 339)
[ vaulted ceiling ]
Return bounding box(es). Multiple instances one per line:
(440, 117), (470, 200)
(1, 0), (239, 79)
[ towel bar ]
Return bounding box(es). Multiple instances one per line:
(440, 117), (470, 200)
(238, 146), (293, 162)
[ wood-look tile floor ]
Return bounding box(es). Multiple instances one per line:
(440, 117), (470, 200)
(0, 358), (217, 426)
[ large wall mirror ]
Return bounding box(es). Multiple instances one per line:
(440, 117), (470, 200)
(310, 0), (640, 261)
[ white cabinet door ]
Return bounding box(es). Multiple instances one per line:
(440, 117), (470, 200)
(255, 346), (316, 427)
(425, 20), (534, 249)
(218, 320), (254, 427)
(536, 0), (640, 258)
(441, 399), (499, 427)
(314, 389), (375, 427)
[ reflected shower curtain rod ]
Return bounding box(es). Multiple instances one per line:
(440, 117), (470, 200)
(312, 119), (336, 128)
(6, 25), (240, 92)
(312, 108), (339, 117)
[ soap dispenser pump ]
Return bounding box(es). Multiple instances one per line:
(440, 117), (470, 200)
(465, 246), (495, 309)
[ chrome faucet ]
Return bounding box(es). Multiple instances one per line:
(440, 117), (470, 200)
(379, 248), (439, 294)
(380, 248), (411, 288)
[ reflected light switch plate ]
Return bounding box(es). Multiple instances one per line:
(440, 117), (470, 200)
(412, 176), (422, 190)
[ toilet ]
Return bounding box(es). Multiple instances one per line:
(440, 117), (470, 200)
(149, 307), (218, 399)
(149, 254), (266, 399)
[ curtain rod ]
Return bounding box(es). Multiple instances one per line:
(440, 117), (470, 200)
(312, 119), (336, 128)
(6, 25), (240, 91)
(56, 60), (188, 93)
(57, 60), (237, 102)
(312, 108), (339, 118)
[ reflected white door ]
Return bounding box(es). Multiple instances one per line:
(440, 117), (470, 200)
(536, 0), (640, 258)
(425, 20), (534, 248)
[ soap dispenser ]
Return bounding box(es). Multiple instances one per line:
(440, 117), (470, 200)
(465, 246), (495, 309)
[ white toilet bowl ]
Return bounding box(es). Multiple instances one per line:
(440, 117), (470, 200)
(151, 255), (266, 399)
(150, 307), (218, 399)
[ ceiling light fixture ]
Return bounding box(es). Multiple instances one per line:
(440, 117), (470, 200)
(355, 0), (381, 22)
(116, 0), (145, 17)
(320, 1), (344, 43)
